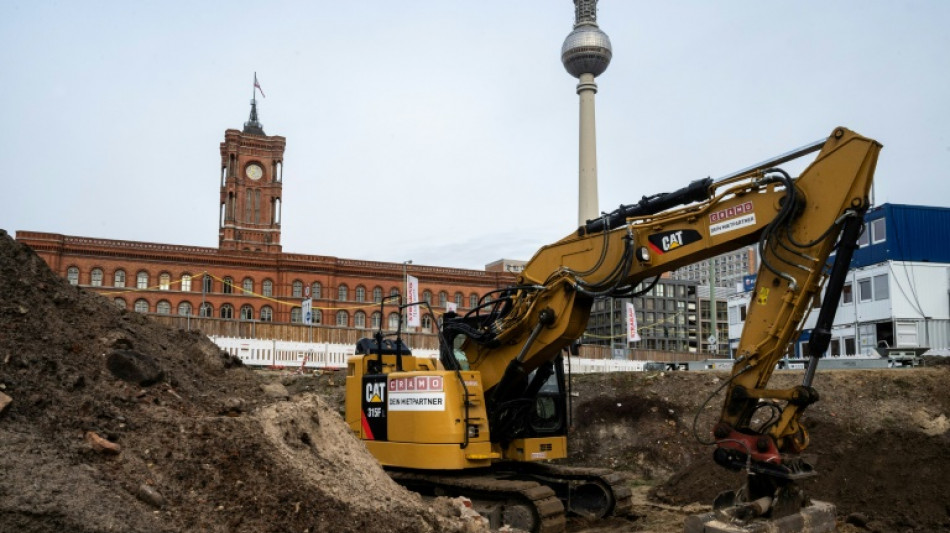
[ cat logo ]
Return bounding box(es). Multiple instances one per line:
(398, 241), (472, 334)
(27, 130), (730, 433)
(663, 231), (685, 250)
(365, 382), (386, 403)
(647, 229), (702, 255)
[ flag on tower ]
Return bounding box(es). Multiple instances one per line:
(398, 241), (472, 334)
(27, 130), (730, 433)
(254, 73), (265, 98)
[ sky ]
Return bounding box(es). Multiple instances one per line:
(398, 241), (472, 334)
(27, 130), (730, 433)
(2, 1), (949, 270)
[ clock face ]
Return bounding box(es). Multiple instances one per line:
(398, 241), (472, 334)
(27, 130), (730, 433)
(245, 163), (263, 181)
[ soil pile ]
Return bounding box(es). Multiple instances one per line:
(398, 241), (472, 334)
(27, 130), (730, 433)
(566, 368), (950, 532)
(0, 230), (483, 533)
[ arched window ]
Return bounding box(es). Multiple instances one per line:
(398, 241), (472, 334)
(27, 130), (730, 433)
(423, 290), (432, 304)
(240, 278), (252, 294)
(66, 266), (80, 285)
(134, 299), (149, 313)
(439, 291), (448, 307)
(159, 273), (171, 291)
(262, 279), (274, 297)
(388, 312), (400, 330)
(422, 314), (433, 332)
(220, 304), (234, 319)
(240, 305), (254, 320)
(373, 287), (383, 303)
(202, 275), (213, 293)
(311, 282), (321, 299)
(136, 271), (149, 289)
(470, 293), (479, 308)
(336, 310), (348, 327)
(260, 306), (273, 322)
(455, 292), (463, 307)
(354, 311), (366, 328)
(371, 312), (382, 329)
(178, 301), (193, 316)
(290, 307), (302, 323)
(313, 309), (322, 324)
(355, 285), (366, 302)
(390, 287), (400, 300)
(114, 298), (126, 310)
(114, 269), (126, 288)
(181, 274), (192, 292)
(338, 284), (348, 301)
(90, 268), (103, 287)
(292, 280), (303, 298)
(156, 300), (171, 314)
(223, 277), (234, 294)
(199, 303), (213, 317)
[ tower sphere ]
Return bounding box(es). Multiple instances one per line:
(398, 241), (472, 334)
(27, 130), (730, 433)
(561, 24), (612, 78)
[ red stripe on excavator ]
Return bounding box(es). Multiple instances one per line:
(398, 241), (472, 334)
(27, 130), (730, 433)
(360, 410), (375, 440)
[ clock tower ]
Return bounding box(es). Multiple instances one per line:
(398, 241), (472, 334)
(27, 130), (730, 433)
(218, 95), (285, 253)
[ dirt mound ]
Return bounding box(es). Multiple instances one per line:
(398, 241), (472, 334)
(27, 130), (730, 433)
(567, 369), (950, 532)
(0, 230), (482, 533)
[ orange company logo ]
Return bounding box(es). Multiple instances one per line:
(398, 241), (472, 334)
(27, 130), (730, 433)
(710, 202), (754, 223)
(388, 375), (444, 393)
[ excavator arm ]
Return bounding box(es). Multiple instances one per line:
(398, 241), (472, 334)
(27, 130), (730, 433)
(446, 126), (880, 475)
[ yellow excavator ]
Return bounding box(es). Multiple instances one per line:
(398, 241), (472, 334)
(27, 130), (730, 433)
(345, 127), (881, 532)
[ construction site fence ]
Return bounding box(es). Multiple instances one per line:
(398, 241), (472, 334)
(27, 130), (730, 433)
(151, 315), (712, 364)
(209, 335), (647, 374)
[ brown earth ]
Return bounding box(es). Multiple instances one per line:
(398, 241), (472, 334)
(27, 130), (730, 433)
(2, 228), (949, 533)
(0, 230), (486, 533)
(563, 368), (950, 533)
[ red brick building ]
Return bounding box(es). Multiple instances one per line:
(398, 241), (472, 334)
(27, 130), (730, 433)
(16, 101), (514, 333)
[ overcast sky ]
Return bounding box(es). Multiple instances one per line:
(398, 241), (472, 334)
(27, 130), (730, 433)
(2, 1), (948, 270)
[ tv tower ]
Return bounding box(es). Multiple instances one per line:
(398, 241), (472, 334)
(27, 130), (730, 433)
(562, 0), (612, 226)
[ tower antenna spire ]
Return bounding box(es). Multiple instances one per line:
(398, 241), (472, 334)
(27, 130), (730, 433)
(244, 72), (266, 135)
(562, 0), (612, 226)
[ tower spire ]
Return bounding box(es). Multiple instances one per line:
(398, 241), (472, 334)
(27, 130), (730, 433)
(243, 72), (266, 135)
(562, 0), (612, 226)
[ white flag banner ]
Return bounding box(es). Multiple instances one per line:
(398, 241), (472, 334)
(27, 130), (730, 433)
(626, 301), (641, 343)
(302, 298), (313, 325)
(406, 275), (420, 327)
(445, 302), (457, 313)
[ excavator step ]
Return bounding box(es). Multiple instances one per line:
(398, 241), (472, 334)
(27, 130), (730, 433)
(683, 500), (836, 533)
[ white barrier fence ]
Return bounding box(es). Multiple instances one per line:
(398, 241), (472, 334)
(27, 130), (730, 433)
(566, 358), (647, 373)
(210, 336), (647, 374)
(212, 336), (356, 370)
(208, 337), (914, 374)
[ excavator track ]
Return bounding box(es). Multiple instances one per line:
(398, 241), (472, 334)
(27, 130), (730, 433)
(389, 470), (567, 533)
(496, 463), (634, 518)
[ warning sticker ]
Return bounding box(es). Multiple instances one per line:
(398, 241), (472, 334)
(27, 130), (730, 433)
(388, 392), (446, 411)
(710, 213), (756, 236)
